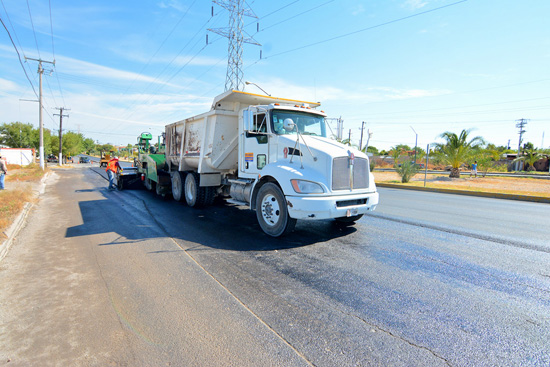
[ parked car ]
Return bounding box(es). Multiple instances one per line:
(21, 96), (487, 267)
(79, 156), (90, 163)
(46, 154), (58, 163)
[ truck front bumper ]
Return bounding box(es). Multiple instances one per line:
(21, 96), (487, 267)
(286, 191), (379, 220)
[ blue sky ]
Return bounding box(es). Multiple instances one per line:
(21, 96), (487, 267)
(0, 0), (548, 151)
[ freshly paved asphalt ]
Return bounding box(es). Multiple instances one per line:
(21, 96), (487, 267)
(1, 166), (549, 366)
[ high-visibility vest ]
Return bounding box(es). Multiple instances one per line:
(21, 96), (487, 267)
(106, 159), (118, 173)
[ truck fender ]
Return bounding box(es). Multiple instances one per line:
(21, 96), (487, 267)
(250, 163), (329, 208)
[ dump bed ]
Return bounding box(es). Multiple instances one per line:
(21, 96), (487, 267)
(165, 90), (321, 174)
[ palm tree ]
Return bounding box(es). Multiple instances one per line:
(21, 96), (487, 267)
(513, 149), (543, 171)
(434, 129), (485, 178)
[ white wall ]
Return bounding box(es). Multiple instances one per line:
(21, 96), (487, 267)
(0, 148), (35, 166)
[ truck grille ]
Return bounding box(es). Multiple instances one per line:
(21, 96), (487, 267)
(332, 157), (369, 191)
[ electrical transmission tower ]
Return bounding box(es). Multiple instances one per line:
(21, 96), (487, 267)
(209, 0), (260, 91)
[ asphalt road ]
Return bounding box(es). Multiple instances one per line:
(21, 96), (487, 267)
(1, 167), (549, 366)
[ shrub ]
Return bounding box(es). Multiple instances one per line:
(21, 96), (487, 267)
(395, 160), (419, 183)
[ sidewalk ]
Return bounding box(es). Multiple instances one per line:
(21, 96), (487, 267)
(0, 170), (51, 261)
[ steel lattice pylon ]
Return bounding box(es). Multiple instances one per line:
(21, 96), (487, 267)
(209, 0), (260, 91)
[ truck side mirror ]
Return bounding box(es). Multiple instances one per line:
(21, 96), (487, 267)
(283, 118), (295, 132)
(243, 109), (253, 131)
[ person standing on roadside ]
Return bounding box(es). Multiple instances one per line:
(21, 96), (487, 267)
(0, 155), (7, 190)
(106, 156), (122, 190)
(470, 160), (478, 178)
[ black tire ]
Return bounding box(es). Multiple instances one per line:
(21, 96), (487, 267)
(144, 177), (155, 191)
(255, 183), (296, 237)
(116, 172), (124, 191)
(335, 214), (363, 225)
(171, 171), (185, 202)
(155, 182), (165, 197)
(184, 172), (207, 207)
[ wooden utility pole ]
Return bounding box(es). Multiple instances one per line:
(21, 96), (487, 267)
(54, 107), (70, 165)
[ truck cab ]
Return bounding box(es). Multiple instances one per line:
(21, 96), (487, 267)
(236, 97), (379, 237)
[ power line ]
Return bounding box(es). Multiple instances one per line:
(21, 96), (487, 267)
(117, 13), (221, 121)
(264, 0), (468, 59)
(244, 0), (300, 27)
(115, 0), (200, 104)
(47, 0), (66, 108)
(258, 0), (333, 33)
(25, 0), (41, 58)
(0, 16), (38, 98)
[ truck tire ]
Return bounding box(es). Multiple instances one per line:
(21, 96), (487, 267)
(335, 214), (363, 225)
(184, 172), (208, 208)
(144, 177), (155, 191)
(256, 183), (296, 237)
(156, 182), (166, 198)
(171, 171), (185, 202)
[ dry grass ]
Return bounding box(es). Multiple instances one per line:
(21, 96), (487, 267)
(1, 164), (45, 237)
(6, 163), (47, 182)
(0, 187), (34, 236)
(374, 171), (550, 198)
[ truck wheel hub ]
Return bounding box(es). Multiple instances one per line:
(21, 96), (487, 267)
(261, 194), (280, 226)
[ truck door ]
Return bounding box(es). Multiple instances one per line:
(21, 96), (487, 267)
(242, 109), (270, 176)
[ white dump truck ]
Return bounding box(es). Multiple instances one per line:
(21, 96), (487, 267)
(164, 90), (379, 237)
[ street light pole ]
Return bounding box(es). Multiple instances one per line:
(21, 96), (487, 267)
(410, 126), (418, 164)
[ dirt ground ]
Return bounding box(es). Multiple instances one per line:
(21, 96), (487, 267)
(373, 171), (550, 197)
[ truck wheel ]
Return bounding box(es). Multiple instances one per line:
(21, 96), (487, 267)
(171, 171), (185, 202)
(335, 214), (363, 225)
(184, 172), (207, 207)
(155, 182), (165, 197)
(256, 183), (296, 237)
(144, 177), (155, 191)
(116, 173), (124, 191)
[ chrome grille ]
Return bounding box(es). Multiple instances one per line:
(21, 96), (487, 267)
(332, 157), (369, 191)
(353, 158), (369, 189)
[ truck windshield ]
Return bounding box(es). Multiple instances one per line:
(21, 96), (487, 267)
(271, 110), (327, 137)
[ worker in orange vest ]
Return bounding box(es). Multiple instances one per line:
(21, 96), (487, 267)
(106, 156), (122, 190)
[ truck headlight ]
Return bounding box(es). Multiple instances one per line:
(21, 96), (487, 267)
(290, 179), (324, 194)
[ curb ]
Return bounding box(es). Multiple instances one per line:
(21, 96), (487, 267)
(0, 171), (51, 262)
(376, 183), (550, 204)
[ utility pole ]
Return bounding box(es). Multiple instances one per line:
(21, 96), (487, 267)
(359, 121), (365, 151)
(515, 118), (529, 171)
(348, 129), (351, 145)
(337, 117), (343, 141)
(54, 107), (70, 165)
(25, 57), (55, 170)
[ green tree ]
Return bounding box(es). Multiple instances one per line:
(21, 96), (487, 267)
(434, 129), (485, 178)
(523, 142), (534, 151)
(475, 148), (500, 177)
(393, 144), (411, 152)
(0, 122), (44, 149)
(62, 132), (84, 157)
(513, 149), (543, 171)
(363, 145), (378, 154)
(82, 138), (96, 154)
